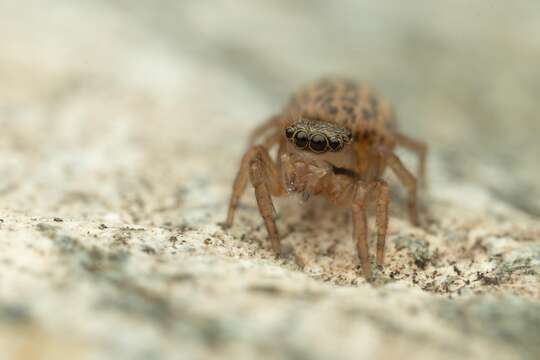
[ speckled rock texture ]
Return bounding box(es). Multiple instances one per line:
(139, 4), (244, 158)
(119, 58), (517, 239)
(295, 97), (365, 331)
(1, 1), (539, 359)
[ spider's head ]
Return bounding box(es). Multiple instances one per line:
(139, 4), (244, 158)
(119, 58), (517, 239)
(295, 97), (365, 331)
(284, 119), (352, 154)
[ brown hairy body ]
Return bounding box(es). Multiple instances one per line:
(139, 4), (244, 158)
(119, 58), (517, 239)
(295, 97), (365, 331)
(225, 78), (427, 278)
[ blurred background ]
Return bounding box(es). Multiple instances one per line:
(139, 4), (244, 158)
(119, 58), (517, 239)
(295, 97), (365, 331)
(1, 1), (540, 359)
(2, 0), (540, 216)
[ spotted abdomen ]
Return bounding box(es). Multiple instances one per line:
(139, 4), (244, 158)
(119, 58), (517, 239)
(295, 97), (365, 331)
(285, 78), (398, 135)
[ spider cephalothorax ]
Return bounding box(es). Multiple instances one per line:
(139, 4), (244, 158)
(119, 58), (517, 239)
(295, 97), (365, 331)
(284, 119), (352, 153)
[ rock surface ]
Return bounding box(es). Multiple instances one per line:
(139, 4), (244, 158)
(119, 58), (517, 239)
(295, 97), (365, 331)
(0, 1), (539, 359)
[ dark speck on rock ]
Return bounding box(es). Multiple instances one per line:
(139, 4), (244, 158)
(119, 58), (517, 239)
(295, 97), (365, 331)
(0, 304), (32, 325)
(142, 246), (157, 255)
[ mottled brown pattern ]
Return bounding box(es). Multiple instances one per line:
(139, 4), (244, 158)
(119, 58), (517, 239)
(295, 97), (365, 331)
(285, 78), (398, 139)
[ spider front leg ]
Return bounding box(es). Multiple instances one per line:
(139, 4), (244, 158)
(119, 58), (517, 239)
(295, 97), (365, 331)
(373, 180), (389, 267)
(352, 192), (370, 278)
(225, 145), (285, 253)
(350, 180), (389, 278)
(248, 153), (281, 252)
(247, 115), (284, 147)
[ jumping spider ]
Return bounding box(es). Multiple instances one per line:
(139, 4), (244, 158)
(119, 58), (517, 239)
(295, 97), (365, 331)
(225, 78), (427, 278)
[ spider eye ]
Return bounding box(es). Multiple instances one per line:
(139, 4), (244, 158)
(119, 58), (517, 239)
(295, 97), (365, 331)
(329, 138), (343, 151)
(285, 127), (294, 139)
(309, 134), (328, 153)
(293, 131), (308, 149)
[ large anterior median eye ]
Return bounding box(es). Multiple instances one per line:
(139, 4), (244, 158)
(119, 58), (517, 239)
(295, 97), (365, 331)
(309, 133), (328, 153)
(293, 131), (308, 149)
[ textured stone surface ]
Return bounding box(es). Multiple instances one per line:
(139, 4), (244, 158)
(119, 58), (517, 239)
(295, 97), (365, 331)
(1, 1), (539, 359)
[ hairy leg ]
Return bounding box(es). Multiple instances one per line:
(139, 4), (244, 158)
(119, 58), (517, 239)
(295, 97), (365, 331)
(352, 204), (369, 278)
(373, 180), (389, 267)
(248, 115), (284, 147)
(225, 144), (284, 228)
(379, 147), (419, 226)
(248, 153), (281, 252)
(351, 180), (388, 277)
(394, 133), (428, 187)
(261, 131), (282, 149)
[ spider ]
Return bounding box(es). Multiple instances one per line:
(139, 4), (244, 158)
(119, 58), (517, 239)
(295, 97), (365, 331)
(224, 78), (427, 278)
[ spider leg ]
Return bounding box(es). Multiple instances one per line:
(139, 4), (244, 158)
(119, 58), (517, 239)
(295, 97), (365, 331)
(248, 152), (281, 253)
(248, 115), (284, 147)
(374, 180), (389, 267)
(379, 146), (419, 226)
(225, 144), (285, 252)
(261, 131), (282, 149)
(352, 204), (369, 277)
(394, 133), (428, 187)
(349, 179), (389, 277)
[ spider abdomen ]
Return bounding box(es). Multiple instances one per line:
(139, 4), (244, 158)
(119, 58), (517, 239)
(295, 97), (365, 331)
(285, 78), (398, 140)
